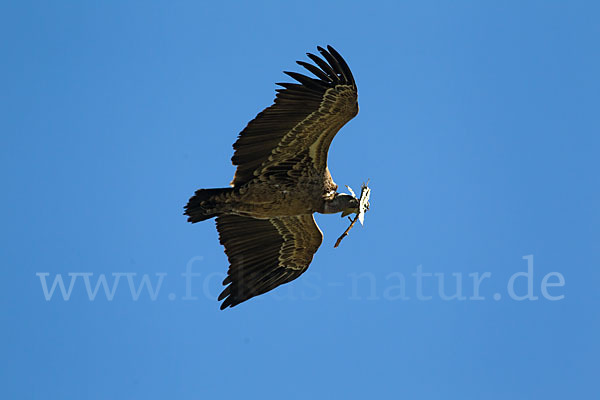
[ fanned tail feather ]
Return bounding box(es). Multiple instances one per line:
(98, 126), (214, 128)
(184, 188), (234, 223)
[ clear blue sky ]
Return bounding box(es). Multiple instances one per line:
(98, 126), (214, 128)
(2, 1), (599, 399)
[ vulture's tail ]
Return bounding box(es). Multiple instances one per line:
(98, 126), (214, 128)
(184, 187), (235, 223)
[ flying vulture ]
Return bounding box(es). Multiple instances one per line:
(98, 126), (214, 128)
(185, 45), (368, 309)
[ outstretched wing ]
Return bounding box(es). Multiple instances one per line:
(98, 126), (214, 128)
(231, 45), (358, 187)
(215, 214), (323, 309)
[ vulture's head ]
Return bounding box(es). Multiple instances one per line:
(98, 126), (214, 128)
(323, 193), (360, 216)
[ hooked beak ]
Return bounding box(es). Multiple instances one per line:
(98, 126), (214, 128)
(340, 197), (360, 218)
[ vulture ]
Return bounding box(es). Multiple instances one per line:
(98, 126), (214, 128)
(185, 45), (367, 309)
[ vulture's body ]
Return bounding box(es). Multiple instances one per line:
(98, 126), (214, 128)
(185, 46), (362, 309)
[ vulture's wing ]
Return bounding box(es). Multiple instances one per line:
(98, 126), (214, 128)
(231, 45), (358, 187)
(216, 214), (323, 309)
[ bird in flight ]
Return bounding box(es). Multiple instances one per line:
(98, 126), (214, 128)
(185, 45), (367, 309)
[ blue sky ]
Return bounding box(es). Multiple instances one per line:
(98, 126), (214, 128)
(1, 1), (599, 399)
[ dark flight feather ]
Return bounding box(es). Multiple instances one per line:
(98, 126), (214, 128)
(216, 214), (323, 309)
(230, 45), (358, 187)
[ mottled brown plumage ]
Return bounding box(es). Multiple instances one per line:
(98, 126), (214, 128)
(185, 45), (360, 309)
